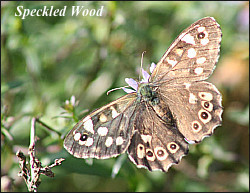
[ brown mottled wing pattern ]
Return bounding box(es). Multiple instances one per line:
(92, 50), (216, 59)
(64, 93), (137, 159)
(150, 17), (222, 84)
(149, 17), (222, 143)
(127, 102), (189, 172)
(158, 81), (222, 143)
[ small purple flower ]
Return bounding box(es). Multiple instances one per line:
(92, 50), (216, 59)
(122, 78), (138, 93)
(125, 78), (138, 90)
(150, 62), (156, 73)
(122, 87), (136, 93)
(141, 68), (150, 83)
(122, 63), (156, 93)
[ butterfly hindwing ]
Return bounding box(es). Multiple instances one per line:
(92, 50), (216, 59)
(159, 81), (222, 142)
(128, 102), (189, 172)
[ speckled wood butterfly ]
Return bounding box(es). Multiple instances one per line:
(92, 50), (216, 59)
(64, 17), (223, 172)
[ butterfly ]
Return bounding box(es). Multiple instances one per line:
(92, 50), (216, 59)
(64, 17), (223, 172)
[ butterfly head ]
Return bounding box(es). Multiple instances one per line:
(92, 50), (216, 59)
(122, 63), (159, 105)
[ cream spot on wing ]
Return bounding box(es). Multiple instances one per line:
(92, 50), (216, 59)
(105, 137), (113, 147)
(154, 147), (168, 161)
(175, 48), (184, 56)
(187, 48), (196, 58)
(198, 110), (212, 124)
(73, 132), (81, 141)
(97, 127), (108, 136)
(110, 106), (119, 118)
(201, 101), (213, 112)
(99, 113), (108, 123)
(116, 136), (124, 145)
(194, 67), (203, 75)
(141, 135), (152, 143)
(189, 93), (198, 104)
(85, 137), (94, 146)
(196, 57), (206, 64)
(192, 121), (202, 132)
(137, 144), (145, 159)
(167, 142), (179, 154)
(166, 57), (178, 67)
(79, 140), (86, 145)
(197, 26), (206, 33)
(182, 34), (196, 45)
(83, 116), (94, 134)
(82, 115), (91, 122)
(201, 38), (209, 45)
(198, 92), (213, 101)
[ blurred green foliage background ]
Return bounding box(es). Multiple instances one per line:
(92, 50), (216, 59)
(1, 1), (249, 192)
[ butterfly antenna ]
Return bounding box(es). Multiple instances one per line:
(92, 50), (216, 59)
(106, 86), (130, 95)
(139, 51), (146, 81)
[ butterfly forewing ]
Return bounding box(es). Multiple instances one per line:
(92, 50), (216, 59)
(64, 93), (137, 159)
(150, 17), (222, 85)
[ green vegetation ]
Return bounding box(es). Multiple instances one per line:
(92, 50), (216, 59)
(1, 1), (249, 192)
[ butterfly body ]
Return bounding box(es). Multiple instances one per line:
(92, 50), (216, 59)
(64, 17), (222, 172)
(137, 83), (159, 105)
